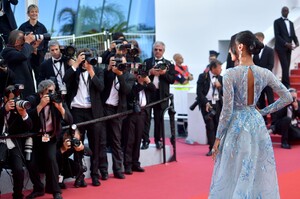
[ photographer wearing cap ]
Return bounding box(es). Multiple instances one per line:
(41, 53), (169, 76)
(1, 30), (42, 97)
(196, 60), (223, 156)
(271, 88), (300, 149)
(63, 48), (105, 186)
(0, 85), (33, 199)
(56, 125), (85, 189)
(26, 79), (72, 199)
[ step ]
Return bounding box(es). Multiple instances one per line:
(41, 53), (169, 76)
(289, 75), (300, 84)
(290, 69), (300, 75)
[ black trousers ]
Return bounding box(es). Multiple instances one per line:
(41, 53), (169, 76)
(7, 140), (25, 199)
(102, 105), (124, 174)
(71, 107), (105, 178)
(274, 116), (291, 144)
(200, 100), (222, 150)
(26, 136), (60, 194)
(0, 15), (11, 52)
(276, 48), (292, 88)
(123, 110), (147, 168)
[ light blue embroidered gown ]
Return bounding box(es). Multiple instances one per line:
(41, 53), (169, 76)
(208, 65), (292, 199)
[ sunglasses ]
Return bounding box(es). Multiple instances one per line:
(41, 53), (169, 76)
(154, 48), (163, 52)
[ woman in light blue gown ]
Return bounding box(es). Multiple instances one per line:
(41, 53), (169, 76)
(209, 30), (292, 199)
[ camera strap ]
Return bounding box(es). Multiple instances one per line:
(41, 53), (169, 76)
(80, 71), (90, 93)
(52, 61), (64, 82)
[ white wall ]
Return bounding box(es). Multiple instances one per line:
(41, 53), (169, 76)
(155, 0), (300, 84)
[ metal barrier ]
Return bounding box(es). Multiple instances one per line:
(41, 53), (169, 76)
(0, 94), (177, 163)
(51, 32), (156, 61)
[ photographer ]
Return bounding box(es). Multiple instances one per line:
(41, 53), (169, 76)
(196, 60), (223, 156)
(56, 126), (85, 189)
(38, 40), (72, 91)
(1, 30), (42, 97)
(0, 85), (33, 199)
(101, 44), (135, 179)
(101, 32), (126, 65)
(123, 69), (156, 174)
(272, 88), (300, 149)
(0, 57), (15, 99)
(26, 80), (72, 199)
(142, 41), (176, 149)
(63, 48), (105, 186)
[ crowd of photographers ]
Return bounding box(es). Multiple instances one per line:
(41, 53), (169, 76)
(0, 29), (176, 199)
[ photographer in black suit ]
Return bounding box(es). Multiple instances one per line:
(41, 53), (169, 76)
(63, 48), (105, 187)
(101, 45), (135, 179)
(142, 41), (176, 149)
(1, 30), (42, 97)
(274, 6), (299, 88)
(26, 80), (72, 199)
(253, 32), (275, 124)
(0, 0), (18, 52)
(38, 40), (71, 91)
(272, 88), (300, 149)
(196, 60), (223, 156)
(0, 85), (32, 199)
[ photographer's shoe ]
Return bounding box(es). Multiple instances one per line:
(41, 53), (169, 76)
(155, 141), (163, 149)
(92, 176), (101, 186)
(114, 172), (125, 179)
(132, 166), (145, 172)
(53, 193), (63, 199)
(100, 172), (109, 180)
(206, 150), (213, 156)
(141, 141), (149, 150)
(281, 143), (291, 149)
(124, 167), (133, 175)
(74, 175), (87, 188)
(26, 190), (45, 199)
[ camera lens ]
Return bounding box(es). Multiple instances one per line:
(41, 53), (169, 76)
(15, 100), (31, 109)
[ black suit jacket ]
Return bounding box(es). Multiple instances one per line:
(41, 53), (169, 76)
(196, 71), (223, 108)
(63, 66), (105, 118)
(102, 69), (135, 113)
(1, 0), (18, 31)
(274, 17), (299, 51)
(143, 57), (176, 109)
(253, 45), (274, 71)
(27, 93), (73, 138)
(1, 43), (35, 97)
(0, 106), (32, 136)
(273, 101), (300, 125)
(38, 57), (71, 87)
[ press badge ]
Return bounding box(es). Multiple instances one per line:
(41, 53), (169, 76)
(212, 93), (219, 104)
(59, 175), (64, 183)
(42, 134), (50, 142)
(85, 96), (91, 103)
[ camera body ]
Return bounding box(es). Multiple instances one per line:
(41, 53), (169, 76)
(118, 43), (139, 57)
(113, 57), (127, 71)
(60, 45), (76, 59)
(204, 107), (216, 121)
(136, 63), (148, 77)
(154, 60), (168, 70)
(48, 90), (66, 103)
(70, 137), (81, 147)
(83, 52), (97, 65)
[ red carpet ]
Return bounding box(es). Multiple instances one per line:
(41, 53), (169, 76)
(2, 138), (300, 199)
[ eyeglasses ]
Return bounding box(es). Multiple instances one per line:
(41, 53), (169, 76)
(154, 48), (163, 52)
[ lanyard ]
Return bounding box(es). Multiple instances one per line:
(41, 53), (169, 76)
(80, 71), (90, 93)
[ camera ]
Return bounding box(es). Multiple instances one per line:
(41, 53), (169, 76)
(25, 32), (51, 41)
(118, 43), (139, 57)
(83, 52), (97, 65)
(0, 57), (6, 67)
(24, 137), (33, 161)
(204, 107), (216, 120)
(113, 57), (127, 71)
(60, 45), (76, 59)
(70, 124), (81, 147)
(154, 61), (168, 70)
(136, 63), (148, 77)
(48, 90), (66, 103)
(5, 84), (31, 110)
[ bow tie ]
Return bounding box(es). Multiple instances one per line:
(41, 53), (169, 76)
(155, 59), (163, 62)
(53, 59), (61, 64)
(283, 18), (289, 21)
(212, 75), (217, 78)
